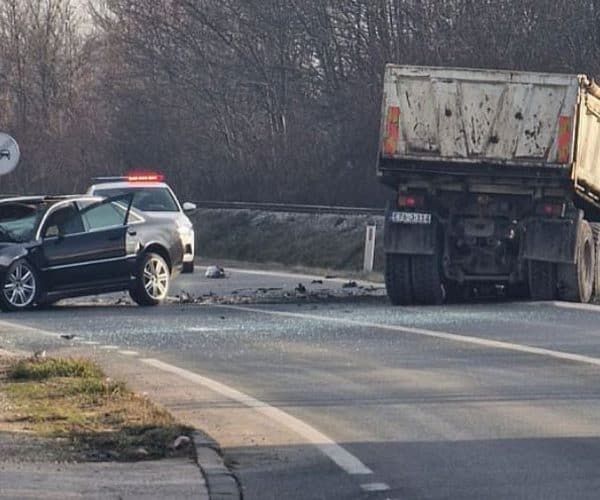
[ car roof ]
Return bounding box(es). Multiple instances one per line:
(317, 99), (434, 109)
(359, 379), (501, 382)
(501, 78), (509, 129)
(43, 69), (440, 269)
(0, 195), (100, 205)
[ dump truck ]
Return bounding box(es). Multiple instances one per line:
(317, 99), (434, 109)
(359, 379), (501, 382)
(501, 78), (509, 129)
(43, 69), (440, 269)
(378, 65), (600, 304)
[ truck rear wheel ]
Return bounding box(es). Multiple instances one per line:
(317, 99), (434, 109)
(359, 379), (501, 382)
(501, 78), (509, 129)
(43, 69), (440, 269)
(528, 261), (556, 301)
(385, 254), (413, 305)
(411, 254), (444, 305)
(591, 223), (600, 299)
(557, 220), (595, 303)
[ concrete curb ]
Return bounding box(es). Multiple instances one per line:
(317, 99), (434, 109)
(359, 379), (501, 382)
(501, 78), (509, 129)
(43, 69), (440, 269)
(192, 432), (243, 500)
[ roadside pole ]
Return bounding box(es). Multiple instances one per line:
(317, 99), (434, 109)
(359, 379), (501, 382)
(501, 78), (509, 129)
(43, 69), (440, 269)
(363, 224), (376, 272)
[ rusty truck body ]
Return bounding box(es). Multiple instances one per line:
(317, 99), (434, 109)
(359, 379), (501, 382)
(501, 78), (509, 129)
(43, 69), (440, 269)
(378, 65), (600, 304)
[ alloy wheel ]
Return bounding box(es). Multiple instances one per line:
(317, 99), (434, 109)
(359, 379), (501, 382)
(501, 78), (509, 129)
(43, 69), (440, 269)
(3, 262), (36, 308)
(143, 256), (169, 300)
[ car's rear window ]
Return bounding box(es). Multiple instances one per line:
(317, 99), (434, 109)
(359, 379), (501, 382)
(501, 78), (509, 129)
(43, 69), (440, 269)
(93, 187), (179, 212)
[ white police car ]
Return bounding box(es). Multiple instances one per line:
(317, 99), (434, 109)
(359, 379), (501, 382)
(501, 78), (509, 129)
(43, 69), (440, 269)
(88, 173), (197, 273)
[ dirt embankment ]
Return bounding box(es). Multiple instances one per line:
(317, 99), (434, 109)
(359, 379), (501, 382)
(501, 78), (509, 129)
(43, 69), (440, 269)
(190, 209), (385, 272)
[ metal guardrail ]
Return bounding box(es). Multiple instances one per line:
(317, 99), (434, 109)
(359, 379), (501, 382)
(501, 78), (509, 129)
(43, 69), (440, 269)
(192, 201), (385, 216)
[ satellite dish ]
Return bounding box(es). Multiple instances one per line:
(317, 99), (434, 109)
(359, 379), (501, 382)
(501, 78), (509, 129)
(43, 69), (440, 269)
(0, 133), (20, 176)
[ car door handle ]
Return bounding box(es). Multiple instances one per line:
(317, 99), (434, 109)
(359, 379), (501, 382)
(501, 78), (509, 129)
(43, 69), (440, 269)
(128, 230), (137, 236)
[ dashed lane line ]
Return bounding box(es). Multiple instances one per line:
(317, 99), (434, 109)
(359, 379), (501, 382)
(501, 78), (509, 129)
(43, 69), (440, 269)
(0, 319), (59, 339)
(540, 301), (600, 313)
(141, 357), (374, 476)
(0, 319), (143, 360)
(217, 304), (600, 369)
(186, 327), (238, 333)
(361, 482), (391, 492)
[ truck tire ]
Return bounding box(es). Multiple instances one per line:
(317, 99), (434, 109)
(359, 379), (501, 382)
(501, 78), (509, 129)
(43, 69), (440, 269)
(444, 282), (467, 304)
(385, 254), (413, 305)
(528, 261), (556, 301)
(591, 223), (600, 299)
(411, 254), (444, 305)
(557, 220), (595, 303)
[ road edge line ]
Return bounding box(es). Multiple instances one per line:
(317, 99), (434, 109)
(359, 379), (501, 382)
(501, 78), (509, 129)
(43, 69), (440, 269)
(141, 357), (373, 476)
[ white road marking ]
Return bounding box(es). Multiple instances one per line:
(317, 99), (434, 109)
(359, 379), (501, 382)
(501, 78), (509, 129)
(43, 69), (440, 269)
(186, 327), (237, 333)
(118, 350), (139, 356)
(0, 319), (59, 339)
(82, 341), (100, 346)
(361, 483), (391, 492)
(542, 301), (600, 313)
(218, 305), (600, 368)
(141, 357), (373, 476)
(100, 345), (119, 350)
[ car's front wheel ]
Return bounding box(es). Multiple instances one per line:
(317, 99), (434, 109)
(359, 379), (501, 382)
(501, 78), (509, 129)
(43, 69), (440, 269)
(130, 252), (171, 306)
(0, 260), (39, 312)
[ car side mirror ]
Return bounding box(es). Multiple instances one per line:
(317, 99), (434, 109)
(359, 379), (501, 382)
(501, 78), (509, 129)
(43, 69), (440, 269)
(182, 202), (197, 213)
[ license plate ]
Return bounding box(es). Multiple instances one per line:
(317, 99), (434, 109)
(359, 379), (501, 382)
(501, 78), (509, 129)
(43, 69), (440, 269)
(390, 211), (432, 225)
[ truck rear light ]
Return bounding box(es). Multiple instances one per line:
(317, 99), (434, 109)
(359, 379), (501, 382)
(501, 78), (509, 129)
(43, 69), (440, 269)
(539, 202), (564, 217)
(398, 194), (425, 208)
(557, 116), (572, 164)
(383, 106), (401, 155)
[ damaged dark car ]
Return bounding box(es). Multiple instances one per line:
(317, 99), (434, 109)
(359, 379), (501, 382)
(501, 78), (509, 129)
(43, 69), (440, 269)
(0, 195), (183, 311)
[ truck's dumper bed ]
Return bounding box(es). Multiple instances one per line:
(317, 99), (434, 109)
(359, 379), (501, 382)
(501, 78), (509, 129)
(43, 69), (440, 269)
(380, 65), (579, 168)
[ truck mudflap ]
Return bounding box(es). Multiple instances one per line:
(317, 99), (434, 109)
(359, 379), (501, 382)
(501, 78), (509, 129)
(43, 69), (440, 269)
(522, 217), (579, 264)
(384, 204), (437, 255)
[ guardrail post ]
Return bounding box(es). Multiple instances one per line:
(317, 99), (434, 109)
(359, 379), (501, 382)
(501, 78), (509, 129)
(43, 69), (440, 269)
(363, 224), (376, 272)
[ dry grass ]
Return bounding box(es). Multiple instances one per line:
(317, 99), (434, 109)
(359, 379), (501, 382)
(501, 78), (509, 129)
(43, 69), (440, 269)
(1, 357), (193, 461)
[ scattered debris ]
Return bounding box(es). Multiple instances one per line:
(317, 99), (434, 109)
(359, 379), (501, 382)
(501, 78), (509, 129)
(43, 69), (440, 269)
(311, 280), (323, 285)
(258, 287), (284, 293)
(60, 334), (76, 340)
(295, 283), (307, 294)
(342, 281), (358, 289)
(324, 275), (338, 279)
(205, 265), (226, 279)
(128, 446), (150, 459)
(178, 291), (196, 304)
(33, 350), (46, 359)
(170, 435), (192, 450)
(114, 297), (127, 305)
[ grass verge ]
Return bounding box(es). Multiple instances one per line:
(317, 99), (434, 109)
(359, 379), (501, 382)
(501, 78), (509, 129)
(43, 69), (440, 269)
(191, 209), (385, 272)
(1, 356), (193, 461)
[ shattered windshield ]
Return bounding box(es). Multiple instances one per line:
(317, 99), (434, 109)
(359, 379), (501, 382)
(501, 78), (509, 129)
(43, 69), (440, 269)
(0, 202), (45, 243)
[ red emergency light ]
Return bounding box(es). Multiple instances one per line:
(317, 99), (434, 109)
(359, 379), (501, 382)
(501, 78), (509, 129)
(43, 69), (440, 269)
(126, 172), (165, 183)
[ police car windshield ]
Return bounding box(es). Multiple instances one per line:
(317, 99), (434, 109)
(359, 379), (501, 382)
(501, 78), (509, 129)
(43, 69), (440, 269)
(94, 187), (179, 213)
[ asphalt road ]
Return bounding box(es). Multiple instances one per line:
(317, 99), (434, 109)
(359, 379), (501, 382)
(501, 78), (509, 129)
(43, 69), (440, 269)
(2, 267), (600, 499)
